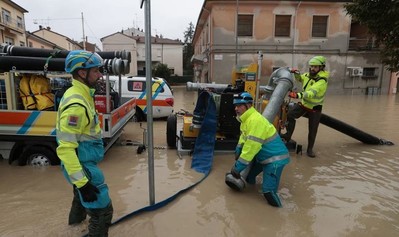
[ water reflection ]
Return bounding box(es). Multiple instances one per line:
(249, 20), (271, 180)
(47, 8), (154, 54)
(0, 87), (398, 237)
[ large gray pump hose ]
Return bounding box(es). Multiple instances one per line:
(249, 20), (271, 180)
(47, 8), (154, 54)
(261, 67), (294, 123)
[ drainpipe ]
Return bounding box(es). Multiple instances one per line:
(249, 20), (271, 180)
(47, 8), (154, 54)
(292, 1), (301, 67)
(235, 0), (239, 67)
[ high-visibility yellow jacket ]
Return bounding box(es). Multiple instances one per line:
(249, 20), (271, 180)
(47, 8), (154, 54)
(236, 107), (289, 169)
(295, 70), (329, 110)
(56, 79), (103, 189)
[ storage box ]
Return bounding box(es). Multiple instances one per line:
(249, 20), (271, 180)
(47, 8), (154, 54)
(182, 116), (200, 138)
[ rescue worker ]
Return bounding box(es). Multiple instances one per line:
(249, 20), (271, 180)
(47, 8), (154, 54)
(56, 50), (113, 236)
(226, 92), (290, 207)
(282, 56), (329, 158)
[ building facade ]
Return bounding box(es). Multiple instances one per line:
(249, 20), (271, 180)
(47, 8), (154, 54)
(101, 30), (184, 77)
(0, 0), (27, 46)
(192, 0), (397, 95)
(31, 26), (82, 51)
(25, 31), (59, 49)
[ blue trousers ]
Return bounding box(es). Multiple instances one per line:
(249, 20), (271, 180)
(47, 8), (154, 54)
(246, 161), (285, 193)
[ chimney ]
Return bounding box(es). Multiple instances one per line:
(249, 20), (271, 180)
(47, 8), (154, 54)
(39, 25), (43, 30)
(46, 26), (51, 30)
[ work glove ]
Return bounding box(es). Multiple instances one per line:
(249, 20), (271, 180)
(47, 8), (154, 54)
(234, 146), (242, 160)
(290, 68), (300, 74)
(230, 160), (247, 179)
(78, 182), (99, 202)
(230, 166), (241, 179)
(288, 91), (303, 99)
(288, 91), (298, 98)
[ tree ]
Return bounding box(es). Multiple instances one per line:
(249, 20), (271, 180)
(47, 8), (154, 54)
(183, 22), (195, 75)
(345, 0), (399, 71)
(153, 63), (171, 79)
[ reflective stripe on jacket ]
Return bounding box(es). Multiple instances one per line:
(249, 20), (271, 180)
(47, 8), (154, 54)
(295, 70), (329, 109)
(56, 79), (103, 188)
(237, 107), (289, 166)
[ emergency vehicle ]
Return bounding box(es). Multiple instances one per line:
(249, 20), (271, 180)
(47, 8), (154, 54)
(0, 59), (136, 167)
(110, 76), (174, 121)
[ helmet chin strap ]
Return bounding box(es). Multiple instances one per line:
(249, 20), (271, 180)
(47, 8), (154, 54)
(78, 68), (94, 88)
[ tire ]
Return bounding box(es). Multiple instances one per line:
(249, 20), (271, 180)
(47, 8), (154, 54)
(166, 113), (177, 148)
(18, 146), (60, 167)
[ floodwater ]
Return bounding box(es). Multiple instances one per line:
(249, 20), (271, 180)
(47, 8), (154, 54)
(1, 86), (399, 237)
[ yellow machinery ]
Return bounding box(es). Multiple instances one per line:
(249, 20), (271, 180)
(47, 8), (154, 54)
(231, 63), (258, 98)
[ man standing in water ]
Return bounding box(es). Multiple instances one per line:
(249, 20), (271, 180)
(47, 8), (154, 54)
(56, 50), (113, 236)
(282, 56), (329, 158)
(226, 92), (290, 207)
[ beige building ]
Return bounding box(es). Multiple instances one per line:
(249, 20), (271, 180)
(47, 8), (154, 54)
(193, 0), (397, 95)
(101, 30), (184, 76)
(0, 0), (27, 46)
(26, 31), (59, 49)
(31, 26), (82, 51)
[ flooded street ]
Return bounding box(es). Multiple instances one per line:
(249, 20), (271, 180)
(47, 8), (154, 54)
(1, 86), (399, 237)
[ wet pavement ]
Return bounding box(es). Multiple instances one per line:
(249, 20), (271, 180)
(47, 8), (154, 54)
(1, 86), (399, 237)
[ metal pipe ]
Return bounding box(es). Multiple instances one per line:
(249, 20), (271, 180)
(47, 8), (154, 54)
(0, 43), (131, 61)
(186, 81), (269, 93)
(261, 67), (294, 122)
(81, 12), (86, 50)
(186, 81), (230, 91)
(255, 51), (263, 111)
(143, 0), (155, 205)
(0, 56), (65, 72)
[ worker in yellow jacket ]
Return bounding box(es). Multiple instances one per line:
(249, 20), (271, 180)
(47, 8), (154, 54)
(56, 50), (113, 235)
(282, 56), (329, 157)
(226, 92), (290, 207)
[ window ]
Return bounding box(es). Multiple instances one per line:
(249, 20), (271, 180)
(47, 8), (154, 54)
(17, 16), (23, 28)
(4, 36), (14, 45)
(169, 68), (175, 75)
(0, 79), (7, 109)
(362, 67), (377, 78)
(2, 9), (11, 24)
(128, 81), (145, 92)
(28, 41), (33, 47)
(312, 16), (328, 37)
(237, 15), (253, 37)
(19, 41), (25, 46)
(127, 81), (164, 93)
(275, 15), (291, 37)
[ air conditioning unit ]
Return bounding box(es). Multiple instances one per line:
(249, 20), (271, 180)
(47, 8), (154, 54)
(349, 67), (363, 77)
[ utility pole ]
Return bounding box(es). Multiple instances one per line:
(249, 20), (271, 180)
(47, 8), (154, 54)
(141, 0), (155, 206)
(81, 12), (86, 50)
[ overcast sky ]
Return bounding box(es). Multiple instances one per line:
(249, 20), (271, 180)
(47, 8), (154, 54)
(13, 0), (204, 49)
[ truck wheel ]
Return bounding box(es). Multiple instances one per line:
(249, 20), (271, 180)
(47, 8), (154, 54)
(18, 146), (60, 167)
(166, 113), (177, 148)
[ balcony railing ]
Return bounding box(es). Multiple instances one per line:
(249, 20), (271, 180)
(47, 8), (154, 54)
(0, 14), (25, 33)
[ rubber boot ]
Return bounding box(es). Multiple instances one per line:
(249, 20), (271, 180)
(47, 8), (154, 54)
(307, 111), (322, 158)
(263, 191), (282, 207)
(68, 187), (87, 225)
(282, 103), (305, 142)
(281, 117), (296, 142)
(86, 202), (113, 237)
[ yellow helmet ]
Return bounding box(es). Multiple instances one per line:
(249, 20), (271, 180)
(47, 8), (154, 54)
(309, 56), (326, 66)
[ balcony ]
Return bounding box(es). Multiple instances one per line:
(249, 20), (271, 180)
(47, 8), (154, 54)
(0, 14), (25, 34)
